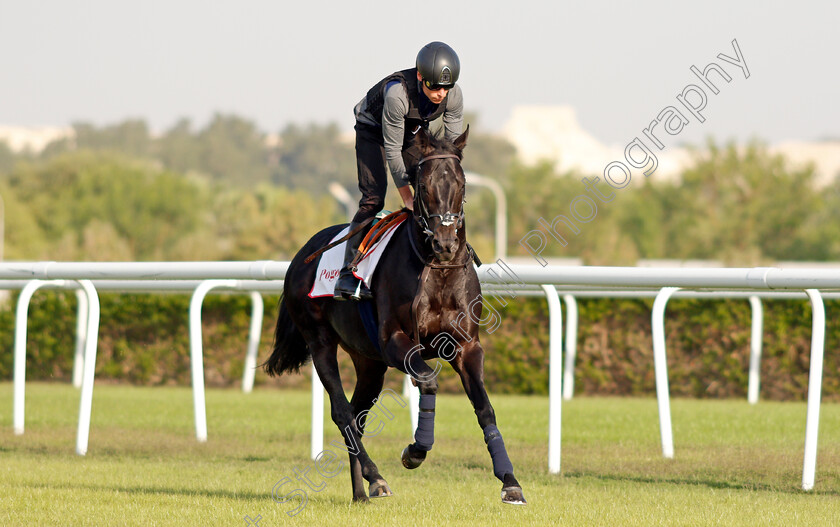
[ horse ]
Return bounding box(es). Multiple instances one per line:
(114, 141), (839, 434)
(262, 126), (526, 506)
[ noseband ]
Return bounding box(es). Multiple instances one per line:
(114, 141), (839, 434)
(415, 153), (466, 239)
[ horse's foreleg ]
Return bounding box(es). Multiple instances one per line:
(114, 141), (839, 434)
(384, 331), (439, 469)
(451, 343), (526, 505)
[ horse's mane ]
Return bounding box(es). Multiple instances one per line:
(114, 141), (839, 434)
(425, 132), (463, 159)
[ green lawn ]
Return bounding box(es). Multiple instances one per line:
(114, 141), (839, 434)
(1, 382), (839, 526)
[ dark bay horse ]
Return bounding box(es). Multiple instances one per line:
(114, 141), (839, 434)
(263, 126), (526, 505)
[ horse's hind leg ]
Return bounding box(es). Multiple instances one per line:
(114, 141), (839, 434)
(450, 342), (526, 505)
(348, 353), (392, 498)
(309, 338), (382, 502)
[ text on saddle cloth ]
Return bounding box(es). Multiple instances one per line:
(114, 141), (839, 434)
(309, 216), (408, 298)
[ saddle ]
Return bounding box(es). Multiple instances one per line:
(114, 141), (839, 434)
(307, 211), (409, 299)
(353, 210), (409, 267)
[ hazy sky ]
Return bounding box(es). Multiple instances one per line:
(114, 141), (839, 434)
(2, 0), (837, 146)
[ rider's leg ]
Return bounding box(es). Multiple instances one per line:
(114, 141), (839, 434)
(334, 223), (370, 300)
(334, 126), (386, 301)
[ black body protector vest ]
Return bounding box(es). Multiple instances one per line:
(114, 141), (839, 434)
(364, 68), (449, 149)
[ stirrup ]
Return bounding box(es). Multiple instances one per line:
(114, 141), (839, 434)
(335, 282), (372, 301)
(334, 268), (372, 301)
(348, 278), (373, 301)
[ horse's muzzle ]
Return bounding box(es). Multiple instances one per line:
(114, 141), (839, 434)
(432, 237), (458, 262)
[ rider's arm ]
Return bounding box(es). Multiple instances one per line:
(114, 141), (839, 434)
(442, 84), (464, 141)
(382, 83), (411, 189)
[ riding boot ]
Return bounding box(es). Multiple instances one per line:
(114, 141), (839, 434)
(334, 222), (373, 301)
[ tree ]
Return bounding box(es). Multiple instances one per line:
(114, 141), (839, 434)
(665, 141), (823, 264)
(0, 141), (20, 175)
(460, 112), (517, 182)
(73, 120), (153, 159)
(271, 122), (356, 194)
(195, 114), (270, 186)
(2, 151), (208, 260)
(0, 182), (48, 259)
(209, 185), (343, 260)
(156, 118), (201, 175)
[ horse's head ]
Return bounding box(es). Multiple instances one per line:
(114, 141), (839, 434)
(411, 125), (470, 263)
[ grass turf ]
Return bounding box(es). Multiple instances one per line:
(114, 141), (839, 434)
(1, 382), (839, 526)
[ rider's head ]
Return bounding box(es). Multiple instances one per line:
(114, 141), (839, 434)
(416, 41), (460, 105)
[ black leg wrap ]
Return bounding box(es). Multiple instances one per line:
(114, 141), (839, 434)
(483, 424), (514, 480)
(414, 394), (436, 451)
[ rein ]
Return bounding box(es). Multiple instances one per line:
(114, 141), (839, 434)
(303, 216), (375, 264)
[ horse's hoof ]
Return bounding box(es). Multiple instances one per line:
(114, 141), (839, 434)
(400, 445), (425, 469)
(369, 479), (393, 498)
(501, 486), (527, 505)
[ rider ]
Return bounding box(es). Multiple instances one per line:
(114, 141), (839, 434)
(334, 41), (464, 301)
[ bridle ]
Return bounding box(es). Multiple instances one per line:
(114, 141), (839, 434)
(414, 153), (466, 240)
(408, 151), (473, 341)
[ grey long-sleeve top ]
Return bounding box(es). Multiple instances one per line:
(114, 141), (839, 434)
(354, 81), (463, 188)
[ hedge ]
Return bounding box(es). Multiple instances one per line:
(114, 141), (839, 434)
(1, 291), (837, 401)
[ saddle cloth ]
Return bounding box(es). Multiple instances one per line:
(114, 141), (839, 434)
(309, 217), (407, 298)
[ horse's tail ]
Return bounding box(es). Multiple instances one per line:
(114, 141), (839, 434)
(262, 294), (310, 376)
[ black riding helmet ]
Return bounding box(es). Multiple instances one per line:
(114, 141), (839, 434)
(416, 42), (460, 90)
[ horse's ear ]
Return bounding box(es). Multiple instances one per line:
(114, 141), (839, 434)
(414, 126), (435, 156)
(453, 125), (470, 152)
